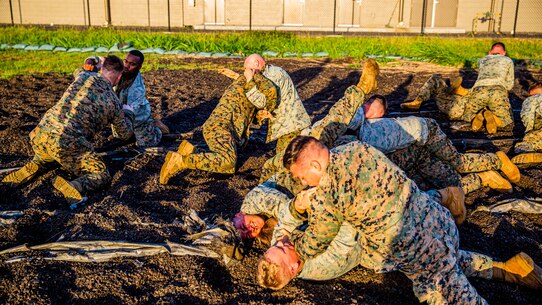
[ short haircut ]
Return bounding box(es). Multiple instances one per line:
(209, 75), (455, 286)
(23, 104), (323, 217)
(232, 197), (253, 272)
(257, 255), (290, 290)
(528, 82), (542, 92)
(491, 42), (506, 52)
(283, 136), (322, 169)
(102, 55), (124, 73)
(368, 94), (388, 114)
(129, 49), (145, 64)
(256, 218), (278, 247)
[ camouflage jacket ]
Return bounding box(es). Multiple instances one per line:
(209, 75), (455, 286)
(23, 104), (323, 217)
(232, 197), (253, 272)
(116, 72), (153, 128)
(472, 55), (514, 91)
(206, 73), (277, 143)
(246, 64), (310, 142)
(290, 141), (429, 273)
(520, 93), (542, 132)
(36, 71), (134, 145)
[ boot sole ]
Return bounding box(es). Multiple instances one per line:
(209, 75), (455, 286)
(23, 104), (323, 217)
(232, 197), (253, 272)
(1, 163), (40, 184)
(496, 151), (521, 183)
(484, 111), (497, 134)
(511, 153), (542, 164)
(53, 176), (83, 204)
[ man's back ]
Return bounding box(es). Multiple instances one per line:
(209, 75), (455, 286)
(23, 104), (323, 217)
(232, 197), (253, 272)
(473, 55), (514, 90)
(38, 72), (121, 142)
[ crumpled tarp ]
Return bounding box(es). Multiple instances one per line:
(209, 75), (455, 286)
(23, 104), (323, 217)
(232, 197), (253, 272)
(0, 209), (242, 264)
(474, 197), (542, 214)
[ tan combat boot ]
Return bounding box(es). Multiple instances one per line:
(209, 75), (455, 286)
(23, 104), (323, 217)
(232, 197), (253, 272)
(477, 170), (513, 193)
(437, 186), (466, 225)
(483, 110), (498, 134)
(493, 252), (542, 290)
(511, 153), (542, 164)
(53, 176), (83, 204)
(153, 119), (170, 135)
(471, 110), (485, 132)
(496, 151), (520, 183)
(177, 140), (195, 156)
(400, 98), (423, 110)
(448, 76), (468, 96)
(357, 59), (380, 95)
(159, 151), (186, 185)
(2, 163), (41, 185)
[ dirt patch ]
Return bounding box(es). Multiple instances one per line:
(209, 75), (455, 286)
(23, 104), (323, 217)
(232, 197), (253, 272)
(0, 57), (541, 304)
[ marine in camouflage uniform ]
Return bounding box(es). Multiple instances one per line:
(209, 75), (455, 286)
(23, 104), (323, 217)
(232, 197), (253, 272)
(246, 64), (311, 152)
(414, 55), (514, 128)
(516, 93), (542, 152)
(289, 141), (488, 305)
(259, 85), (367, 183)
(113, 71), (161, 147)
(182, 73), (277, 174)
(2, 69), (134, 194)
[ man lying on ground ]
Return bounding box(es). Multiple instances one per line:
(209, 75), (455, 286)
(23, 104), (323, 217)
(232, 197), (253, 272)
(401, 42), (514, 134)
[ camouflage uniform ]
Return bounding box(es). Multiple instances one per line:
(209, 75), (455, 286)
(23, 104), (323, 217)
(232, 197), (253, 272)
(416, 55), (514, 127)
(23, 71), (134, 193)
(259, 85), (366, 182)
(183, 73), (277, 174)
(516, 93), (542, 151)
(246, 64), (311, 152)
(290, 142), (487, 305)
(112, 72), (162, 147)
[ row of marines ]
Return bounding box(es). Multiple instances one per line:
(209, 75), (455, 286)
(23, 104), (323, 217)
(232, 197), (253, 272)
(2, 42), (542, 304)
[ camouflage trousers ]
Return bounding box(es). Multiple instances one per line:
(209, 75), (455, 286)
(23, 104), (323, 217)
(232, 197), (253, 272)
(183, 119), (239, 174)
(397, 193), (488, 305)
(386, 119), (500, 194)
(112, 118), (161, 147)
(417, 74), (513, 127)
(515, 129), (542, 152)
(260, 85), (366, 183)
(28, 127), (110, 193)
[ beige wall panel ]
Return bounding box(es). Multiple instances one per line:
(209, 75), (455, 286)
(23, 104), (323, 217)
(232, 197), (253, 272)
(455, 0), (492, 30)
(110, 0), (152, 26)
(360, 0), (399, 28)
(0, 1), (13, 24)
(303, 0), (333, 27)
(510, 0), (541, 33)
(251, 0), (283, 26)
(182, 0), (204, 26)
(12, 0), (89, 25)
(223, 0), (249, 25)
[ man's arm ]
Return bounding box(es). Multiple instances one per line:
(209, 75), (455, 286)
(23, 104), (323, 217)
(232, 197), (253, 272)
(291, 189), (342, 262)
(111, 99), (135, 141)
(125, 75), (152, 125)
(244, 73), (278, 112)
(241, 177), (291, 218)
(520, 96), (537, 132)
(505, 58), (515, 91)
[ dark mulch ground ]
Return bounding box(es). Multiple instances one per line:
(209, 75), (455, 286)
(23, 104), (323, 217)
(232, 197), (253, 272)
(0, 57), (541, 304)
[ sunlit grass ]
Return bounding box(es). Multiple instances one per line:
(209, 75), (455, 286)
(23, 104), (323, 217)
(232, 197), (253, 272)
(1, 26), (541, 78)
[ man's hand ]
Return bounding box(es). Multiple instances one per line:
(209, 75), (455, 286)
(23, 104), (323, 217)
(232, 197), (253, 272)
(257, 110), (274, 121)
(218, 68), (240, 79)
(244, 68), (256, 82)
(83, 56), (103, 72)
(294, 188), (316, 214)
(122, 104), (134, 112)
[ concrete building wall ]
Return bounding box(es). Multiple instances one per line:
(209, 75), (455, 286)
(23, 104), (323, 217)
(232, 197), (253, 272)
(0, 0), (540, 33)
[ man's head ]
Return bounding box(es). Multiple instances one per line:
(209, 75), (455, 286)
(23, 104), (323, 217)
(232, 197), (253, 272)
(363, 94), (387, 119)
(101, 55), (124, 86)
(257, 236), (302, 290)
(489, 42), (506, 56)
(244, 54), (266, 72)
(123, 50), (144, 77)
(528, 82), (542, 96)
(283, 136), (329, 187)
(233, 212), (266, 239)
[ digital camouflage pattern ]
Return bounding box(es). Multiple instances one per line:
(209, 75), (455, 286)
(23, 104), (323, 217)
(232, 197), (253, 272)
(383, 118), (501, 194)
(246, 64), (311, 144)
(23, 71), (134, 193)
(290, 141), (487, 304)
(516, 94), (542, 152)
(259, 85), (366, 182)
(416, 74), (513, 128)
(472, 55), (514, 91)
(113, 72), (162, 147)
(183, 73), (277, 174)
